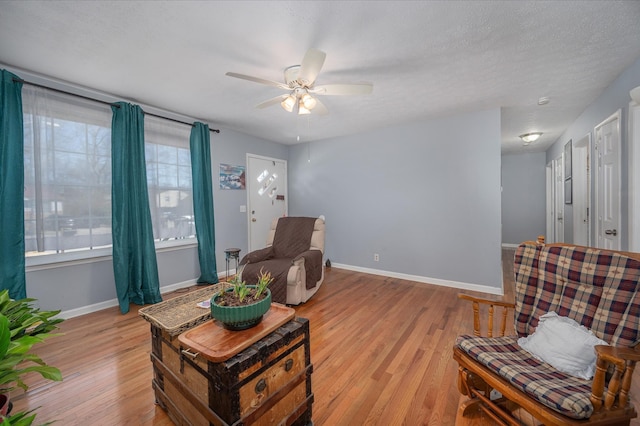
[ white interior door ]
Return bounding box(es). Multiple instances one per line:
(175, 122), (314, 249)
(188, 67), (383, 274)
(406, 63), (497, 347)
(572, 134), (591, 246)
(595, 110), (621, 250)
(246, 154), (288, 252)
(554, 156), (565, 243)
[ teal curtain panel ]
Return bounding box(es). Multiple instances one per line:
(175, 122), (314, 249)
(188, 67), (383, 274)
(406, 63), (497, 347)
(190, 122), (219, 284)
(0, 70), (26, 300)
(111, 102), (161, 314)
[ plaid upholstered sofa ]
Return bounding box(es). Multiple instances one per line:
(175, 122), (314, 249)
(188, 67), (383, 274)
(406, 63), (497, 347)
(453, 239), (640, 425)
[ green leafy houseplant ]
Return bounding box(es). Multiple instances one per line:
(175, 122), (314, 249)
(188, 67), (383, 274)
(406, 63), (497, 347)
(0, 290), (64, 425)
(254, 268), (273, 299)
(211, 269), (274, 331)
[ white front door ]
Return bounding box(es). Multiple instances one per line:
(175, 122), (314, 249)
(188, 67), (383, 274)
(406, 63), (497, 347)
(246, 154), (288, 252)
(595, 110), (621, 250)
(554, 156), (565, 243)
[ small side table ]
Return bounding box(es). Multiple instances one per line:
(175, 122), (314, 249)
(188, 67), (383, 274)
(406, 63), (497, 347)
(224, 248), (241, 280)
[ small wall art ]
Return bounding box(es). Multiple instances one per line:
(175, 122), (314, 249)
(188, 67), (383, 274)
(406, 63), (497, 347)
(219, 164), (245, 190)
(564, 140), (572, 180)
(564, 140), (572, 204)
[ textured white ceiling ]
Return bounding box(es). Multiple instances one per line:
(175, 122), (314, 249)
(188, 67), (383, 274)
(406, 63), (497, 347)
(1, 1), (639, 154)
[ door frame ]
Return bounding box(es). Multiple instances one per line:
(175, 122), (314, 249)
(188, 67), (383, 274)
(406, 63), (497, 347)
(594, 109), (622, 250)
(554, 156), (565, 243)
(545, 156), (564, 243)
(546, 161), (554, 242)
(630, 98), (640, 251)
(572, 133), (591, 246)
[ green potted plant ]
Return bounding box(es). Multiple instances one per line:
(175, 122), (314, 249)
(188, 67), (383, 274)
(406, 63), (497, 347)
(211, 268), (274, 331)
(0, 290), (64, 425)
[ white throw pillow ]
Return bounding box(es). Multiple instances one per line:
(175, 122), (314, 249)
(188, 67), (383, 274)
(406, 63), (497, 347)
(517, 311), (608, 380)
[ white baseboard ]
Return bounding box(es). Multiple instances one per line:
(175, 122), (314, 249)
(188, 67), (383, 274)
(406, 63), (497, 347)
(58, 266), (496, 319)
(57, 269), (236, 320)
(501, 243), (520, 248)
(330, 263), (504, 296)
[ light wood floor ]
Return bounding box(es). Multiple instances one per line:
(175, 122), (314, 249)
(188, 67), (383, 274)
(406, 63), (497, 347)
(10, 250), (640, 425)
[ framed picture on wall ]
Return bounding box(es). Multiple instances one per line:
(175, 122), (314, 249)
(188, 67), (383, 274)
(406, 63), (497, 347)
(219, 164), (246, 190)
(565, 177), (572, 204)
(564, 140), (572, 180)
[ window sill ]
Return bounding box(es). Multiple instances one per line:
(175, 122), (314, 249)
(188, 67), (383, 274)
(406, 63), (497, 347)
(26, 239), (198, 271)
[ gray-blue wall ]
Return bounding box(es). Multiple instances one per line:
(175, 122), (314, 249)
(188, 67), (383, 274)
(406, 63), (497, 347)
(288, 108), (503, 291)
(501, 152), (547, 245)
(546, 57), (640, 248)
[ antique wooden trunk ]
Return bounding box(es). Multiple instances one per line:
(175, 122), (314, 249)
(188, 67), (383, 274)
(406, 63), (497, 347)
(139, 286), (313, 426)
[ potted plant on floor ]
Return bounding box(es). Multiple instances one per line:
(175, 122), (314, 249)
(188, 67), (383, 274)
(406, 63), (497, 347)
(211, 268), (274, 331)
(0, 290), (64, 425)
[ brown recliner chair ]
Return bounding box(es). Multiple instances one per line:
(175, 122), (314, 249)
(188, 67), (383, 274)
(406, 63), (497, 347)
(238, 216), (325, 305)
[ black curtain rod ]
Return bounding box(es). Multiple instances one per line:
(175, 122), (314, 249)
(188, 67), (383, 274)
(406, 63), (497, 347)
(12, 77), (220, 133)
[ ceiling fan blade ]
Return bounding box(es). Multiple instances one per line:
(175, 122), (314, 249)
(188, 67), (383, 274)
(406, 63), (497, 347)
(311, 98), (328, 115)
(297, 48), (326, 86)
(312, 83), (373, 96)
(225, 72), (289, 90)
(255, 95), (287, 109)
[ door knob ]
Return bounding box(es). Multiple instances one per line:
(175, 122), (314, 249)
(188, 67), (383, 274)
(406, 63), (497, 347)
(252, 218), (256, 222)
(605, 229), (617, 236)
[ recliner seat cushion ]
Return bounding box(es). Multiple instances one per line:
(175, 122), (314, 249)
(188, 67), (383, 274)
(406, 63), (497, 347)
(456, 334), (594, 419)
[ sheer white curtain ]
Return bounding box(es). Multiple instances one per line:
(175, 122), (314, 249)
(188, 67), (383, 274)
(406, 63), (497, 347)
(22, 86), (112, 256)
(144, 115), (195, 242)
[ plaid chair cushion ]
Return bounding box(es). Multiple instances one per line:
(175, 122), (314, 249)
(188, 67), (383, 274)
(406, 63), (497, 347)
(456, 335), (593, 419)
(514, 242), (640, 347)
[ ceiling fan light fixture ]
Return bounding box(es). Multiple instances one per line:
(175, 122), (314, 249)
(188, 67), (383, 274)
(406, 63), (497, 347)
(298, 101), (311, 115)
(519, 132), (543, 144)
(301, 93), (317, 110)
(281, 95), (296, 112)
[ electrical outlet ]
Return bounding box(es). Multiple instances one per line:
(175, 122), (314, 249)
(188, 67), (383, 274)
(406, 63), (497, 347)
(374, 253), (379, 262)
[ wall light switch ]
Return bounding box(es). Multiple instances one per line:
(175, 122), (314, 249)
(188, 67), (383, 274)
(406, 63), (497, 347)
(240, 205), (246, 213)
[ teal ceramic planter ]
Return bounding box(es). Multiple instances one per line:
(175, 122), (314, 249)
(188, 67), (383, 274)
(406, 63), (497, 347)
(210, 287), (271, 331)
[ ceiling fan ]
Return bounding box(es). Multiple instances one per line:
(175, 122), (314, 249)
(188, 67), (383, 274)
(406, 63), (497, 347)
(225, 48), (373, 115)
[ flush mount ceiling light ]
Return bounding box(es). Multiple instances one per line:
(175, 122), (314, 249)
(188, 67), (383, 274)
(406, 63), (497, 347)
(520, 132), (543, 144)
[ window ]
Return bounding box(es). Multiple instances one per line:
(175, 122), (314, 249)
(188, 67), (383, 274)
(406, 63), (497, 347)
(144, 116), (195, 242)
(22, 86), (196, 261)
(23, 87), (113, 257)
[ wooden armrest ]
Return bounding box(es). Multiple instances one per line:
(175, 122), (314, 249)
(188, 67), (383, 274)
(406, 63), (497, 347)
(595, 344), (640, 363)
(590, 345), (640, 412)
(458, 293), (515, 308)
(239, 247), (273, 266)
(458, 293), (515, 338)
